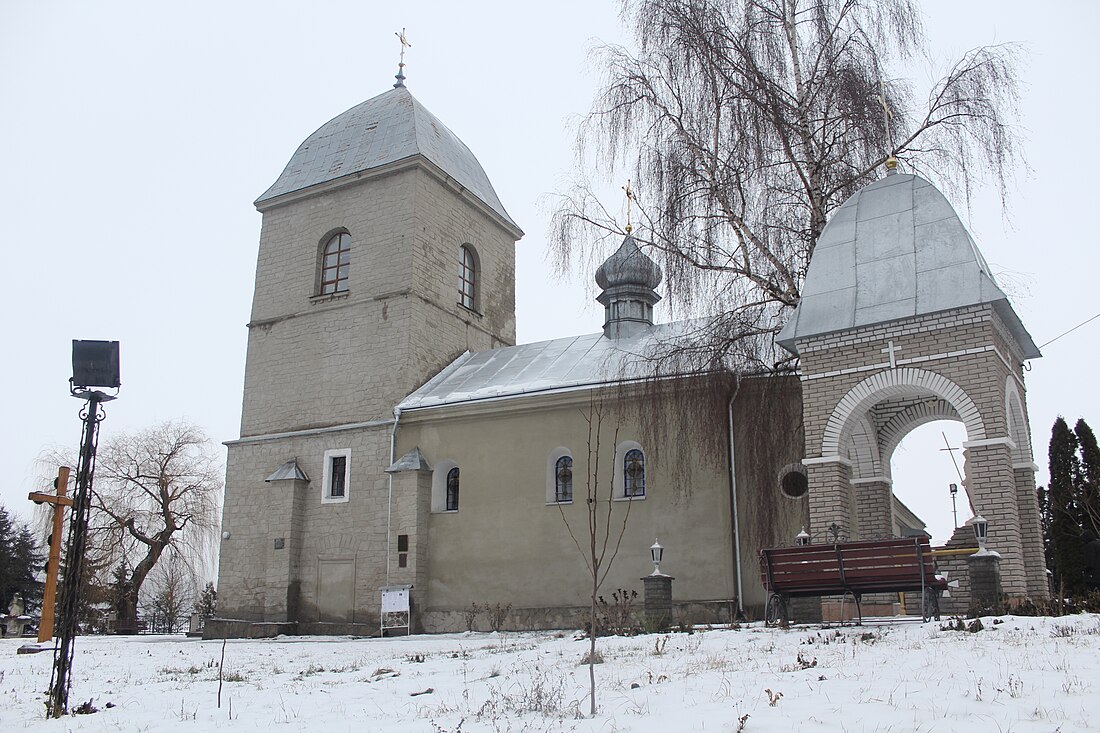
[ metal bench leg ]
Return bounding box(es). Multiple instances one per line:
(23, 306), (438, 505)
(765, 594), (788, 627)
(922, 588), (941, 623)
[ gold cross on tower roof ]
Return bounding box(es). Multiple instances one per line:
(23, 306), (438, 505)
(394, 28), (412, 88)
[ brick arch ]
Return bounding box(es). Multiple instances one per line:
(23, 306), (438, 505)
(821, 368), (986, 457)
(878, 398), (961, 466)
(1005, 378), (1032, 464)
(844, 412), (883, 479)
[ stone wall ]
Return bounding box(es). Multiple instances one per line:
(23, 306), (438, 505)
(219, 158), (521, 629)
(791, 304), (1046, 601)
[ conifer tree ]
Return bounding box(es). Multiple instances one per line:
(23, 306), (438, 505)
(0, 505), (45, 614)
(1035, 483), (1052, 573)
(0, 506), (12, 607)
(194, 581), (217, 618)
(1048, 417), (1083, 595)
(1074, 419), (1100, 536)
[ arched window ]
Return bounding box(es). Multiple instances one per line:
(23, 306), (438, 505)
(446, 466), (460, 511)
(554, 456), (573, 503)
(623, 449), (645, 497)
(459, 245), (477, 310)
(320, 232), (351, 295)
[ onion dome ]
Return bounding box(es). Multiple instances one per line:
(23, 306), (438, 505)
(595, 234), (663, 338)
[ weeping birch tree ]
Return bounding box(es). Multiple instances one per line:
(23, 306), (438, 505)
(552, 0), (1023, 367)
(85, 422), (221, 629)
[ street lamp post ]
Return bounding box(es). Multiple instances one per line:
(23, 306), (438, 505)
(46, 340), (119, 718)
(949, 483), (959, 529)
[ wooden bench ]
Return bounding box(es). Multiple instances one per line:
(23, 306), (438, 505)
(759, 536), (947, 625)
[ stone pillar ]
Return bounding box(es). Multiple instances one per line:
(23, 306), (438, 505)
(852, 478), (894, 540)
(967, 552), (1004, 615)
(386, 448), (433, 632)
(963, 440), (1027, 597)
(263, 475), (308, 623)
(1014, 463), (1050, 600)
(641, 575), (674, 631)
(805, 458), (854, 540)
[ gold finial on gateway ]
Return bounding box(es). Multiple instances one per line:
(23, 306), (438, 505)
(878, 80), (898, 174)
(623, 179), (635, 234)
(394, 28), (413, 88)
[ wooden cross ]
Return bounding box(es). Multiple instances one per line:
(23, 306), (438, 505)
(28, 466), (72, 643)
(623, 179), (635, 234)
(881, 340), (901, 369)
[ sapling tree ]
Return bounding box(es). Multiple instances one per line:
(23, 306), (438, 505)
(557, 397), (634, 716)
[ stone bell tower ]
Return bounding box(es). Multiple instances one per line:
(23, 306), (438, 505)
(214, 74), (523, 635)
(778, 163), (1048, 603)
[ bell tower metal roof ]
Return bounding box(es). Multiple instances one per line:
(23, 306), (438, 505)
(255, 86), (520, 233)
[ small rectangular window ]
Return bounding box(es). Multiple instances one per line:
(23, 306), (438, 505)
(398, 553), (408, 568)
(330, 456), (346, 497)
(322, 448), (351, 504)
(397, 534), (409, 552)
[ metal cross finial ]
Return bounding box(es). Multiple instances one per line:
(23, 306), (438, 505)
(623, 179), (635, 234)
(879, 81), (897, 173)
(394, 28), (412, 88)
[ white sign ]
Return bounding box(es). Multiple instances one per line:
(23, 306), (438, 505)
(380, 586), (410, 614)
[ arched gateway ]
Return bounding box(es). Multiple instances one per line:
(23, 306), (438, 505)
(777, 165), (1048, 602)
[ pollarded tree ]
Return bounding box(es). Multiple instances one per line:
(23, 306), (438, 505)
(85, 422), (222, 630)
(552, 0), (1022, 361)
(1048, 417), (1083, 596)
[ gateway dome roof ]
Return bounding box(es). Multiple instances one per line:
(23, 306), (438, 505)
(777, 172), (1038, 359)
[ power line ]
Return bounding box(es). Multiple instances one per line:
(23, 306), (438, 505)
(1038, 311), (1100, 350)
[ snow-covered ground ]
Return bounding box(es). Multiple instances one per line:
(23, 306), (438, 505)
(2, 614), (1098, 732)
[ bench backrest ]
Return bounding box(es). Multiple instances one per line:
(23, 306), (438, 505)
(760, 536), (936, 597)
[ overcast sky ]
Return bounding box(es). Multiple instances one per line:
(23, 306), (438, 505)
(2, 1), (1097, 550)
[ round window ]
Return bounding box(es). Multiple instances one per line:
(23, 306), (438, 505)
(780, 468), (809, 498)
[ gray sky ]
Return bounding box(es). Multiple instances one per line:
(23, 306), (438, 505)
(2, 1), (1097, 550)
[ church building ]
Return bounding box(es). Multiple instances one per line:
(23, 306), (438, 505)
(211, 71), (1046, 636)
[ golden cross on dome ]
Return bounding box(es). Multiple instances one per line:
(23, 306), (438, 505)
(623, 180), (635, 234)
(879, 81), (898, 172)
